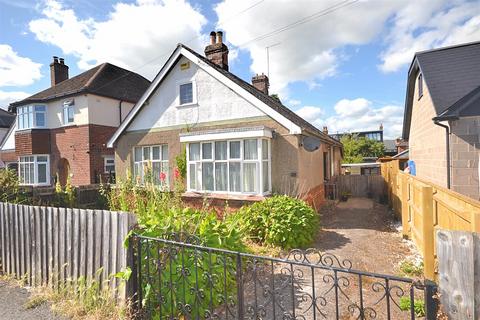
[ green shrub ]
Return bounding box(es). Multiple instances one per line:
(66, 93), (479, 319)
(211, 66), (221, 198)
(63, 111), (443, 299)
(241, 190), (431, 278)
(399, 297), (425, 317)
(236, 195), (319, 249)
(399, 259), (424, 277)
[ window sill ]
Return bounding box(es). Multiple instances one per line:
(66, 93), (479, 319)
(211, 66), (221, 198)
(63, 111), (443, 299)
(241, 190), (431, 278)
(61, 123), (76, 128)
(176, 102), (198, 108)
(182, 191), (267, 202)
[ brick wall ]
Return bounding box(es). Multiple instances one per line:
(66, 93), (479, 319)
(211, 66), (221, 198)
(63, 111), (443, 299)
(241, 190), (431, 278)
(50, 124), (117, 186)
(450, 116), (480, 200)
(15, 129), (51, 156)
(409, 72), (448, 188)
(0, 150), (16, 163)
(88, 124), (117, 183)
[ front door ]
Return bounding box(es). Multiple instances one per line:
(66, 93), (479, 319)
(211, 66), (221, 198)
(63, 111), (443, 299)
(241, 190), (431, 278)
(58, 158), (70, 186)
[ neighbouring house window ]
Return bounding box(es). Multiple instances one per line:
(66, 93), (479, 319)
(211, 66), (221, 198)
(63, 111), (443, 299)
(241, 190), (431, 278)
(418, 73), (423, 99)
(63, 100), (75, 125)
(179, 82), (194, 105)
(104, 156), (115, 173)
(17, 105), (46, 130)
(187, 138), (271, 195)
(133, 145), (169, 187)
(18, 155), (50, 185)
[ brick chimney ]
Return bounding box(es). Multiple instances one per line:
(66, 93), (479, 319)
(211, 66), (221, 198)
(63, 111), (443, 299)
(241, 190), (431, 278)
(204, 31), (229, 71)
(323, 126), (328, 134)
(50, 56), (69, 86)
(252, 73), (269, 95)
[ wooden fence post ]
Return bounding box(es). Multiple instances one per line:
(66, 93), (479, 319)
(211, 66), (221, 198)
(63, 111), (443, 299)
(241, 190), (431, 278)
(471, 211), (480, 232)
(421, 185), (435, 279)
(400, 174), (409, 238)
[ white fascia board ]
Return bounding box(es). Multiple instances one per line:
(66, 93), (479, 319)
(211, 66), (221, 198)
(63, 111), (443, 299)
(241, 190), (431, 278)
(107, 46), (184, 148)
(180, 128), (273, 143)
(107, 46), (302, 148)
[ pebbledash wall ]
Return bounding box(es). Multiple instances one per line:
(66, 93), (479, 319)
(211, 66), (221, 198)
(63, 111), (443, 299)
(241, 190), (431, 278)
(12, 94), (134, 186)
(450, 116), (480, 199)
(114, 56), (339, 210)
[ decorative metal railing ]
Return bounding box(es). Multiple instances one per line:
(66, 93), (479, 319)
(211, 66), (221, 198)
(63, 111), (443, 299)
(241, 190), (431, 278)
(132, 233), (436, 319)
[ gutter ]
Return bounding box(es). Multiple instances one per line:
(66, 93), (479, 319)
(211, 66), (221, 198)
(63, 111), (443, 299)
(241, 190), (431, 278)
(433, 118), (452, 189)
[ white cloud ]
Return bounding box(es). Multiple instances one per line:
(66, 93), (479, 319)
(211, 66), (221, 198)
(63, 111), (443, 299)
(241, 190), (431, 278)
(29, 0), (207, 78)
(379, 0), (480, 72)
(288, 99), (301, 106)
(0, 90), (30, 109)
(295, 105), (324, 127)
(294, 98), (403, 139)
(0, 44), (42, 87)
(215, 0), (403, 94)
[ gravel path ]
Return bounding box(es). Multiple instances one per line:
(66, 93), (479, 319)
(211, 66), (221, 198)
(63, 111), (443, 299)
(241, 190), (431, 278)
(0, 279), (65, 320)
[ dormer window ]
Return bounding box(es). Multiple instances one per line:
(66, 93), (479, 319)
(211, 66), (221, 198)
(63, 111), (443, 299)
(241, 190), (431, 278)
(17, 105), (46, 130)
(418, 73), (423, 100)
(178, 81), (196, 106)
(63, 100), (74, 125)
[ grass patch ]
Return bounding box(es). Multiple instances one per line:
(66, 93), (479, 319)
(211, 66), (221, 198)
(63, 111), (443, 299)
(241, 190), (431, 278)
(399, 259), (424, 277)
(399, 296), (425, 317)
(27, 277), (128, 320)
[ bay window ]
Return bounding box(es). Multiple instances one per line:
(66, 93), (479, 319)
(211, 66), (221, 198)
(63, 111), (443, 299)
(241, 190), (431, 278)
(17, 105), (46, 130)
(133, 145), (169, 187)
(186, 138), (271, 195)
(18, 155), (50, 186)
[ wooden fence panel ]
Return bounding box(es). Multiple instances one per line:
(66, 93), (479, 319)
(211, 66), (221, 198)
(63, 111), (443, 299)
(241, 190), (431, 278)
(335, 175), (385, 198)
(381, 160), (480, 280)
(0, 202), (137, 299)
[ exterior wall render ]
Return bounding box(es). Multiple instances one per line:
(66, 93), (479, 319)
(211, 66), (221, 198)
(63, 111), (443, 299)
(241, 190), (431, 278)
(115, 119), (331, 205)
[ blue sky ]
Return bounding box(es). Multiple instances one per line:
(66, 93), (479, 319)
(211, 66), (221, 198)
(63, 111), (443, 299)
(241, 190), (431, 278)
(1, 0), (479, 138)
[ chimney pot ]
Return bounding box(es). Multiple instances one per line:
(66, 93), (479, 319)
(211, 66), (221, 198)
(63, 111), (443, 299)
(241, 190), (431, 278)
(205, 30), (229, 71)
(216, 31), (223, 44)
(209, 31), (216, 45)
(252, 73), (269, 95)
(323, 126), (328, 134)
(50, 57), (69, 86)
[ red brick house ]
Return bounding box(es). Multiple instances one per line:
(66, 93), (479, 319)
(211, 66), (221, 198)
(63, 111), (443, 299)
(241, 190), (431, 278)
(0, 57), (150, 186)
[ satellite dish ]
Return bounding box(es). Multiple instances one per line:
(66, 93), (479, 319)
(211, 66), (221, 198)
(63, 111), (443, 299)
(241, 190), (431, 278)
(302, 136), (321, 152)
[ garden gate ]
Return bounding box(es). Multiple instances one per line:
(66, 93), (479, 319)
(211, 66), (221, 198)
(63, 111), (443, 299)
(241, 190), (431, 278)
(132, 233), (437, 320)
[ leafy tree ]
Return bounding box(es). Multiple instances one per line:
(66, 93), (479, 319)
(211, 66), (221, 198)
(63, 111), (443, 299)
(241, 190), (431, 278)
(340, 134), (385, 163)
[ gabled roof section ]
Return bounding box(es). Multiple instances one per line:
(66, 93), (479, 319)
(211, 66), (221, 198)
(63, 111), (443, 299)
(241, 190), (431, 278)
(402, 41), (480, 139)
(10, 63), (151, 108)
(108, 44), (341, 148)
(0, 108), (15, 128)
(0, 120), (16, 151)
(434, 85), (480, 120)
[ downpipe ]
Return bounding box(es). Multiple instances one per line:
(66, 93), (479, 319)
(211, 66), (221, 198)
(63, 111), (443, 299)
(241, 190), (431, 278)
(433, 120), (451, 189)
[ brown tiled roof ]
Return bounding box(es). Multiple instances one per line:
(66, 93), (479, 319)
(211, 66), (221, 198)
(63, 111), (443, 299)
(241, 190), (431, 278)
(10, 63), (151, 108)
(180, 44), (341, 146)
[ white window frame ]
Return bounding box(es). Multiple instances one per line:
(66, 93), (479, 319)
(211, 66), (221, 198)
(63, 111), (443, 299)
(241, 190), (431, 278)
(186, 138), (271, 196)
(176, 79), (197, 107)
(132, 145), (169, 187)
(18, 154), (50, 186)
(17, 105), (47, 130)
(63, 100), (75, 125)
(104, 155), (115, 173)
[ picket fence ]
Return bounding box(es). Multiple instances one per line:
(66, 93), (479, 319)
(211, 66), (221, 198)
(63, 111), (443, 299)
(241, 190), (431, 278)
(0, 202), (137, 299)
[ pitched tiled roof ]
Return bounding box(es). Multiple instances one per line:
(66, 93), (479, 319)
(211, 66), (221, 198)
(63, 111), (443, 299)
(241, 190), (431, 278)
(403, 41), (480, 138)
(0, 108), (15, 128)
(10, 63), (151, 108)
(180, 45), (341, 146)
